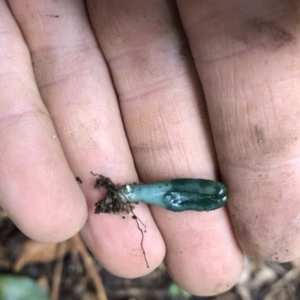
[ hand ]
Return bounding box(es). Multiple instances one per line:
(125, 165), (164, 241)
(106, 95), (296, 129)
(1, 0), (299, 296)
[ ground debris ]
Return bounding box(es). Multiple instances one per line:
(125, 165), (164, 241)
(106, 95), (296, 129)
(2, 206), (300, 299)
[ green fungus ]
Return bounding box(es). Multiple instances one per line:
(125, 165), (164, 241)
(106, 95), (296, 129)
(119, 178), (227, 212)
(92, 174), (227, 269)
(93, 174), (227, 214)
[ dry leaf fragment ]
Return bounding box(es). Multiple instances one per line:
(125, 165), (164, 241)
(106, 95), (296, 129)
(14, 240), (57, 272)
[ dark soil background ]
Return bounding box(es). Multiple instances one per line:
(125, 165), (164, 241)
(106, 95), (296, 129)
(1, 208), (300, 300)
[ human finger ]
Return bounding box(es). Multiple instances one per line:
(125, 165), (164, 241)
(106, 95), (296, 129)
(88, 0), (244, 295)
(8, 0), (165, 277)
(178, 0), (300, 261)
(0, 0), (87, 242)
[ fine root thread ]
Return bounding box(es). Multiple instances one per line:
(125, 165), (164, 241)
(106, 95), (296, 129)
(91, 172), (149, 268)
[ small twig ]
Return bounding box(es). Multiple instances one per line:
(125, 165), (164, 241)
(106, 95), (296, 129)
(51, 242), (66, 300)
(106, 287), (170, 299)
(71, 234), (108, 300)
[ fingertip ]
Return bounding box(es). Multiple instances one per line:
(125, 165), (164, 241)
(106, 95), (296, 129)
(8, 185), (88, 243)
(153, 208), (244, 296)
(82, 204), (166, 278)
(166, 251), (244, 296)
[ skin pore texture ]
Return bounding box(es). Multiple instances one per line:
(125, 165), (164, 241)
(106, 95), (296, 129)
(1, 0), (300, 296)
